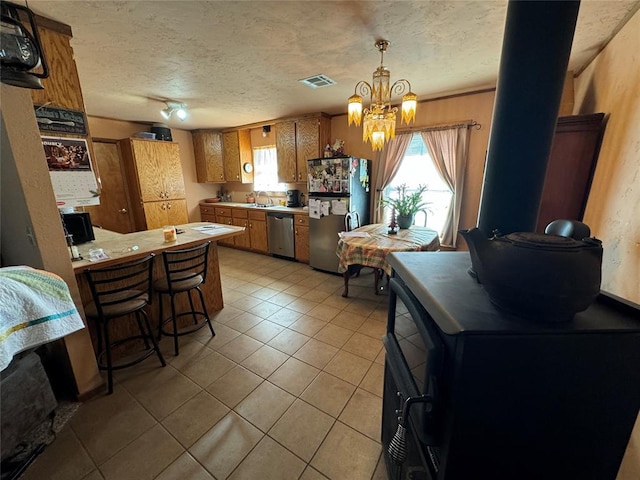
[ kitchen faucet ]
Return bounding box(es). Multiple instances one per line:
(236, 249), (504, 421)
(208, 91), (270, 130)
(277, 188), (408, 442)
(256, 191), (270, 207)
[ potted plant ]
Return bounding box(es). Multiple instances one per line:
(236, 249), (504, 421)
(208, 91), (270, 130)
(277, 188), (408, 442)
(382, 184), (430, 229)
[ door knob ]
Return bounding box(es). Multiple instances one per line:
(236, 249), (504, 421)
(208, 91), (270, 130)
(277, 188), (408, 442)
(119, 208), (128, 214)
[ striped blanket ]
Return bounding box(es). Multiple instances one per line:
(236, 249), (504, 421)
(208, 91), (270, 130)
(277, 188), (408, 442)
(0, 266), (85, 371)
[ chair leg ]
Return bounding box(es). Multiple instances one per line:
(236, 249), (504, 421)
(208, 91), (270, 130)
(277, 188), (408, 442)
(187, 290), (198, 325)
(374, 268), (381, 295)
(196, 286), (215, 337)
(135, 312), (151, 350)
(140, 309), (166, 367)
(342, 271), (349, 298)
(103, 320), (114, 395)
(169, 294), (180, 356)
(157, 292), (165, 341)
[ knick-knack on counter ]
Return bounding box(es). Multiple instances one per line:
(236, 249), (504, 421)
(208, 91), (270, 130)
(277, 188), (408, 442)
(388, 209), (399, 235)
(324, 144), (332, 158)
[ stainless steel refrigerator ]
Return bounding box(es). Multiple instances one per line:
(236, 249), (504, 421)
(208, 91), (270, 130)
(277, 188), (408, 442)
(307, 156), (371, 273)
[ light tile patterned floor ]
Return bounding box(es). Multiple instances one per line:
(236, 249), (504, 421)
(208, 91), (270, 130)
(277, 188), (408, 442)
(21, 247), (393, 480)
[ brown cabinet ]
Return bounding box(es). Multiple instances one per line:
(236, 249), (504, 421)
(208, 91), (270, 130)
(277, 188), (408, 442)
(536, 113), (605, 232)
(276, 114), (331, 183)
(232, 209), (250, 249)
(222, 130), (253, 183)
(199, 205), (217, 223)
(215, 207), (235, 246)
(120, 138), (188, 230)
(193, 131), (224, 183)
(294, 214), (310, 264)
(142, 199), (188, 229)
(31, 25), (86, 113)
(248, 210), (269, 253)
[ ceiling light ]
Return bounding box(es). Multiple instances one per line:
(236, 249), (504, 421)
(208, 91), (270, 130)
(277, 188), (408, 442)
(160, 101), (188, 121)
(348, 40), (417, 151)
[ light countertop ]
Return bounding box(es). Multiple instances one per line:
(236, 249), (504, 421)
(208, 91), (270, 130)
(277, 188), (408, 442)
(199, 201), (308, 214)
(71, 222), (244, 273)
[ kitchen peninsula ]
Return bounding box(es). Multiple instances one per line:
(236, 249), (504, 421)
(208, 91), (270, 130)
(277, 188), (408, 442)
(72, 222), (244, 357)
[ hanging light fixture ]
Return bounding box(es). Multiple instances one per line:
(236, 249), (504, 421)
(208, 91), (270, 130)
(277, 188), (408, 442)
(0, 2), (49, 89)
(160, 101), (188, 121)
(348, 40), (417, 151)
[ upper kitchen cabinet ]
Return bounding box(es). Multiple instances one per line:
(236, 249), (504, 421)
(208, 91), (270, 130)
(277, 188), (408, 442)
(276, 113), (331, 183)
(193, 131), (224, 183)
(119, 138), (188, 230)
(31, 22), (85, 111)
(222, 130), (253, 183)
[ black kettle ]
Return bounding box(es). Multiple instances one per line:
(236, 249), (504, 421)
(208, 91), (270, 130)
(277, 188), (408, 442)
(460, 227), (603, 322)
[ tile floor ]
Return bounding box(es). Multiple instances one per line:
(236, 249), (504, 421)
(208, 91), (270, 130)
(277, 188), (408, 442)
(21, 247), (405, 480)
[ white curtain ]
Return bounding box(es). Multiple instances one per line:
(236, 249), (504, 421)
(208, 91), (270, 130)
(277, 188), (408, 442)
(253, 147), (285, 191)
(420, 127), (470, 247)
(372, 133), (413, 223)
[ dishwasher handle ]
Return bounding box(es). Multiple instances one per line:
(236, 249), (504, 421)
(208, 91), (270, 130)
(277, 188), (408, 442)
(268, 213), (294, 220)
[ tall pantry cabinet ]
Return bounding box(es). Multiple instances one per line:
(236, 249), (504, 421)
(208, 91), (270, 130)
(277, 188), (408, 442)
(120, 138), (189, 230)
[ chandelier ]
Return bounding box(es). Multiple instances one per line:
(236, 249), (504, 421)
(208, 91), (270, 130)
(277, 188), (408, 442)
(348, 40), (417, 151)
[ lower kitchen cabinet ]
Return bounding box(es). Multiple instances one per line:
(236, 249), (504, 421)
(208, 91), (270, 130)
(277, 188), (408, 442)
(200, 204), (304, 255)
(232, 209), (251, 249)
(215, 207), (235, 247)
(248, 211), (268, 253)
(143, 199), (188, 230)
(294, 214), (309, 264)
(199, 204), (216, 223)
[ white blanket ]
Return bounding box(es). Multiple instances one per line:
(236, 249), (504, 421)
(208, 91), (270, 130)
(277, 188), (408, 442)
(0, 266), (85, 371)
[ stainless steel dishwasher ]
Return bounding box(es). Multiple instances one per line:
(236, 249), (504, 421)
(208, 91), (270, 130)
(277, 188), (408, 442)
(267, 212), (295, 258)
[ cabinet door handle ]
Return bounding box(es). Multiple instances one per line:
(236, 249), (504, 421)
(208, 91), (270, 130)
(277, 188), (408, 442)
(161, 203), (167, 210)
(167, 203), (172, 209)
(119, 208), (128, 214)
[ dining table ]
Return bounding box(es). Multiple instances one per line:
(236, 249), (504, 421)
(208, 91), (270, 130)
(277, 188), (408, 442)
(336, 223), (440, 297)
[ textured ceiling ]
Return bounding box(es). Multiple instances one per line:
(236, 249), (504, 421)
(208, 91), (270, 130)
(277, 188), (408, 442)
(25, 0), (640, 130)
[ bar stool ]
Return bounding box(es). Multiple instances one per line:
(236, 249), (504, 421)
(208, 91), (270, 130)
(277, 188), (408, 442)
(154, 242), (215, 356)
(84, 254), (166, 394)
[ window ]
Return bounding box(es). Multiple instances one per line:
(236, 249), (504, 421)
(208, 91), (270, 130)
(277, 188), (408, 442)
(385, 134), (452, 235)
(252, 147), (287, 192)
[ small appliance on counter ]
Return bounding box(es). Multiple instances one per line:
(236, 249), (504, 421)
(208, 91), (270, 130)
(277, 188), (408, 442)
(286, 189), (300, 207)
(61, 212), (95, 244)
(150, 123), (172, 141)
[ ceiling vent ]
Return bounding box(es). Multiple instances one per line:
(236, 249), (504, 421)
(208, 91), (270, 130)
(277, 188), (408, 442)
(299, 74), (336, 89)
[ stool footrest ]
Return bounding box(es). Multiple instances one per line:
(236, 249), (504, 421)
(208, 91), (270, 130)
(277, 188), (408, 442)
(97, 338), (161, 371)
(159, 312), (213, 337)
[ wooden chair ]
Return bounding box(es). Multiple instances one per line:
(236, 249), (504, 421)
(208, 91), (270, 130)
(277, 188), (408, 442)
(84, 254), (165, 394)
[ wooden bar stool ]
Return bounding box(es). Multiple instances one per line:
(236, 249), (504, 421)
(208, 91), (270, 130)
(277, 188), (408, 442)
(84, 254), (166, 394)
(155, 242), (215, 356)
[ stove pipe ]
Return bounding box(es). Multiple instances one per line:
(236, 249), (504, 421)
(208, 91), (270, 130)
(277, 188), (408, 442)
(477, 0), (581, 236)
